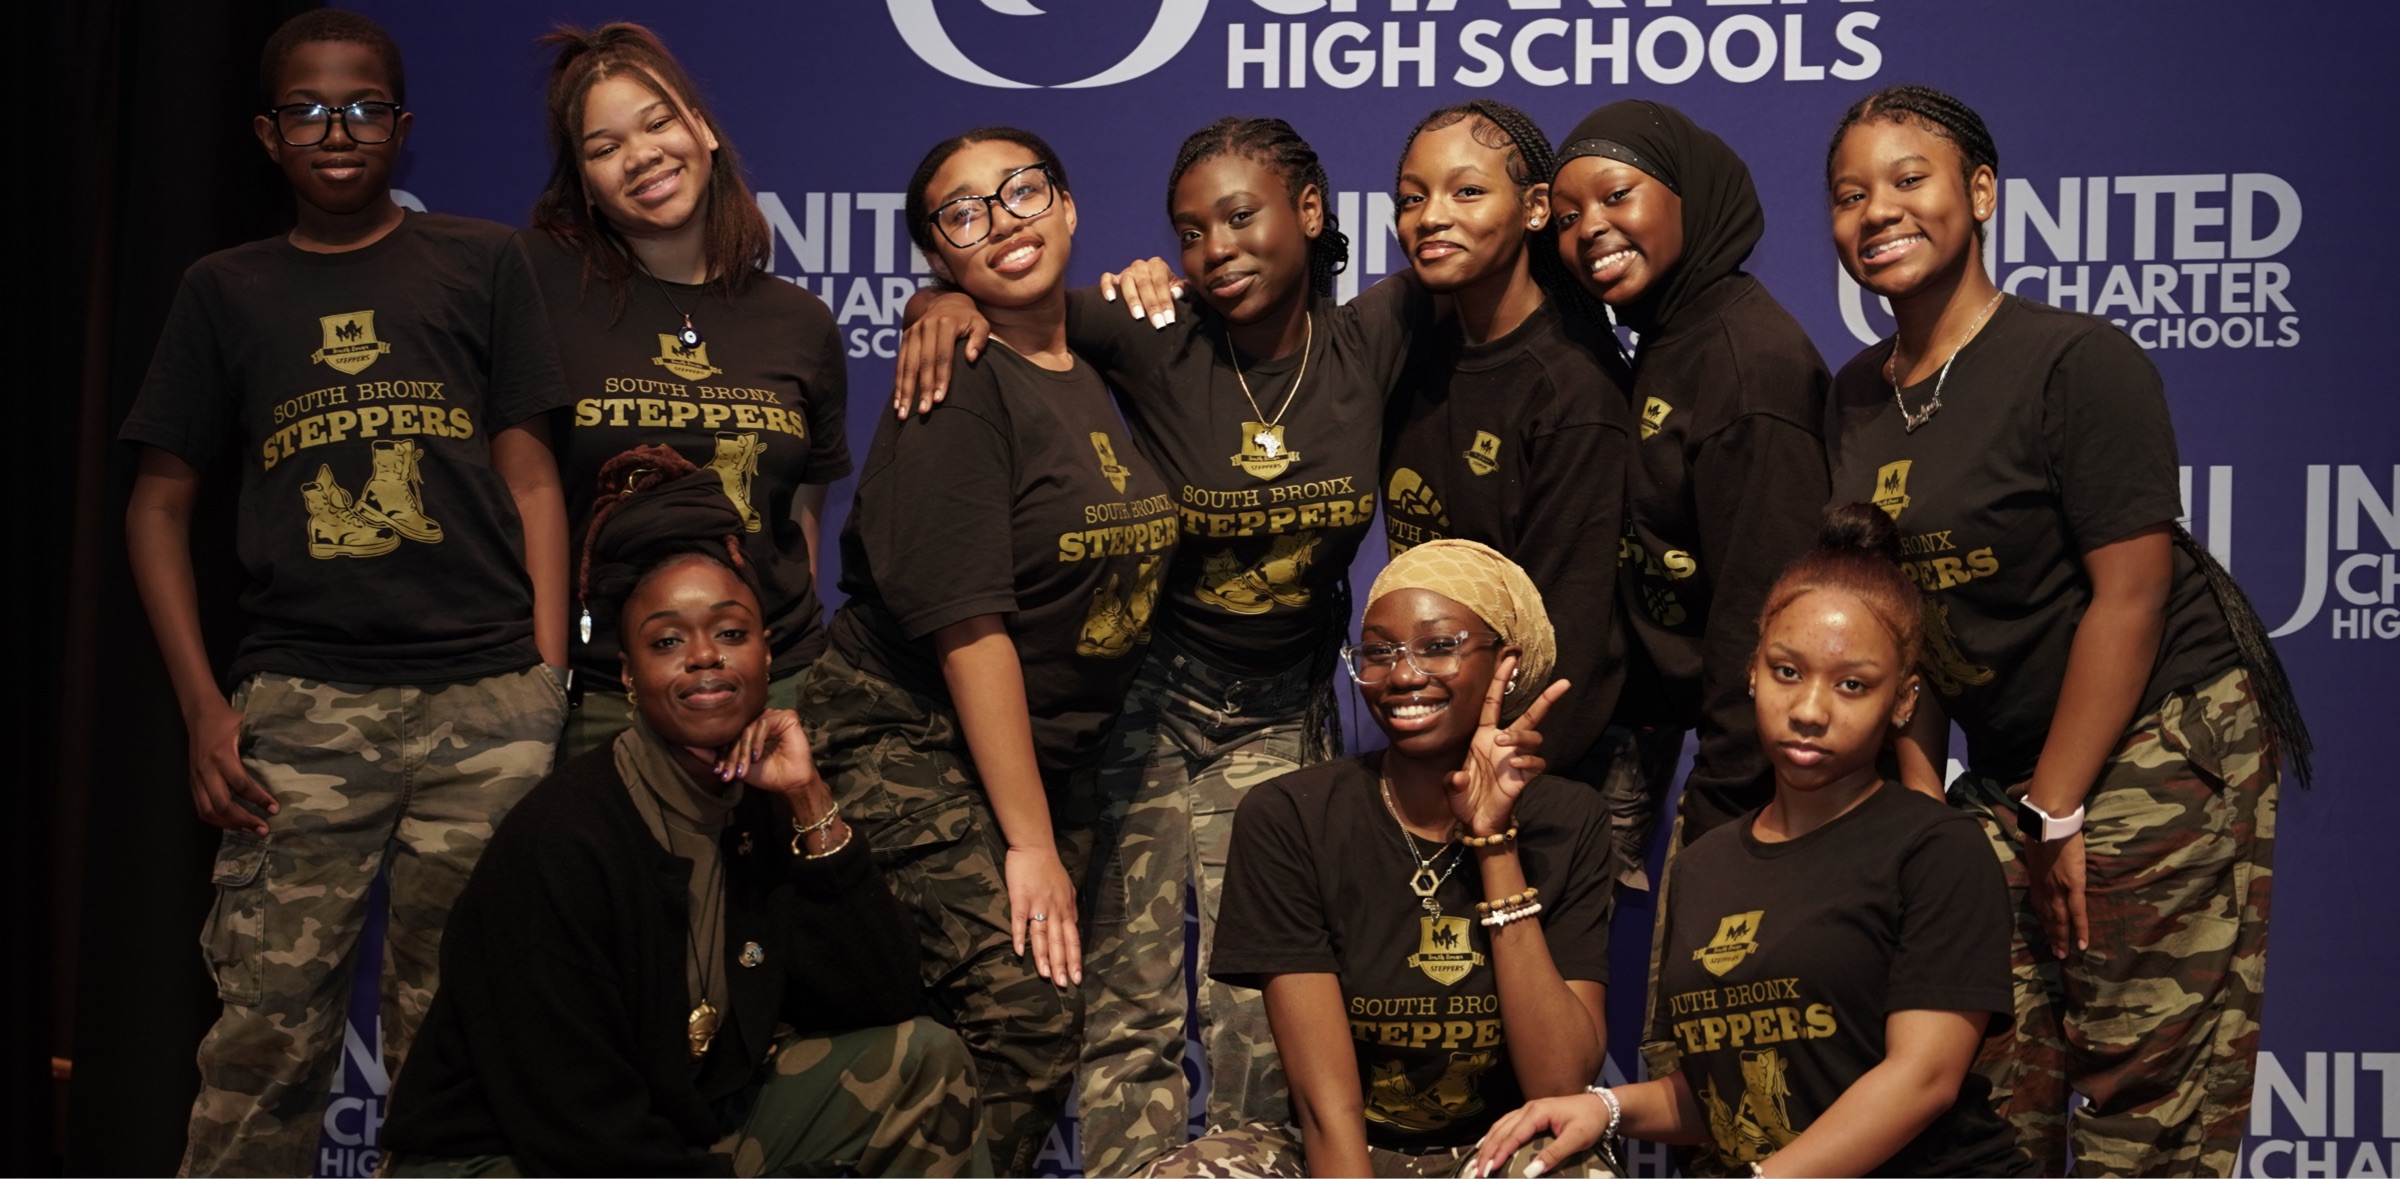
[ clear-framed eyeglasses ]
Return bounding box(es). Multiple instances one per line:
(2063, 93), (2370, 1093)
(928, 163), (1058, 249)
(1340, 631), (1500, 686)
(266, 100), (404, 147)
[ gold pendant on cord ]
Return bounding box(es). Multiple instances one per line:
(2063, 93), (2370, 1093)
(688, 1000), (720, 1059)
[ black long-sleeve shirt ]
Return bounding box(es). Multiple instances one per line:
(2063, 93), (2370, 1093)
(384, 745), (923, 1175)
(1615, 273), (1830, 839)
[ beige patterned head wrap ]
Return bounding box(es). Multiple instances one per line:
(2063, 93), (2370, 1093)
(1366, 540), (1557, 714)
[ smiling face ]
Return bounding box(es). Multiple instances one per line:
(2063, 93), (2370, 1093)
(1172, 152), (1321, 327)
(1360, 588), (1512, 764)
(1549, 156), (1683, 309)
(1828, 117), (1994, 303)
(255, 40), (411, 218)
(1396, 118), (1547, 298)
(620, 555), (770, 755)
(578, 70), (718, 240)
(922, 139), (1076, 310)
(1749, 588), (1918, 794)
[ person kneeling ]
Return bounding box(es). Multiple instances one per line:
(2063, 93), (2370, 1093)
(1469, 505), (2032, 1179)
(1152, 540), (1619, 1179)
(383, 450), (982, 1176)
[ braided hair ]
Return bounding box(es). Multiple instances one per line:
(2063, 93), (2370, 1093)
(1825, 84), (2000, 244)
(1166, 117), (1349, 298)
(2172, 527), (2314, 786)
(577, 444), (758, 631)
(1393, 100), (1609, 332)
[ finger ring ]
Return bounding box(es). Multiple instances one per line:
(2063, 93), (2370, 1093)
(1031, 913), (1048, 922)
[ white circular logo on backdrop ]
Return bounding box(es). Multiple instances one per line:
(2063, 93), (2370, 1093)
(888, 0), (1211, 88)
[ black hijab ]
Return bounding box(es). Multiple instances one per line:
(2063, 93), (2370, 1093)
(1555, 100), (1764, 337)
(583, 445), (761, 626)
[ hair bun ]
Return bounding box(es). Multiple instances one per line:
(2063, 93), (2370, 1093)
(1820, 501), (1903, 563)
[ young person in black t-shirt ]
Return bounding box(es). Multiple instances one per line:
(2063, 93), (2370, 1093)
(803, 127), (1176, 1176)
(384, 454), (979, 1177)
(519, 24), (850, 760)
(119, 12), (572, 1174)
(1385, 99), (1633, 834)
(893, 118), (1432, 1174)
(1822, 86), (2308, 1178)
(1471, 506), (2032, 1179)
(1151, 540), (1616, 1179)
(1548, 101), (1832, 873)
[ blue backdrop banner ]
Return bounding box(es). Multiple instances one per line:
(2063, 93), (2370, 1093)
(322, 3), (2400, 1174)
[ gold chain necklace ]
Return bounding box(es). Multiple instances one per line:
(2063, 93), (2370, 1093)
(1225, 312), (1312, 459)
(685, 853), (726, 1059)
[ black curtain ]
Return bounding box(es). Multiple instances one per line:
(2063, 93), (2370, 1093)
(18, 0), (315, 1173)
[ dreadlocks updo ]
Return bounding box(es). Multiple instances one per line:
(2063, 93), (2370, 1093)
(1167, 117), (1349, 298)
(579, 445), (761, 632)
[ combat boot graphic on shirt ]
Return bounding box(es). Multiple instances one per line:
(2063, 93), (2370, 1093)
(707, 431), (766, 532)
(1736, 1048), (1798, 1155)
(1922, 598), (1996, 695)
(1078, 557), (1163, 659)
(359, 439), (442, 543)
(302, 464), (400, 559)
(1196, 549), (1275, 615)
(1255, 531), (1320, 608)
(1428, 1050), (1494, 1119)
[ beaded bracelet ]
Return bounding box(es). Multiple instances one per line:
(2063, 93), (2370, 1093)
(790, 804), (841, 854)
(1473, 886), (1540, 916)
(1585, 1083), (1623, 1141)
(1462, 825), (1519, 849)
(1478, 900), (1543, 928)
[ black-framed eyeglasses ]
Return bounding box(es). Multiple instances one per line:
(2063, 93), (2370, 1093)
(1340, 631), (1500, 686)
(928, 164), (1058, 249)
(266, 101), (404, 147)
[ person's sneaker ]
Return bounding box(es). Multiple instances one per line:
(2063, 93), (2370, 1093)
(358, 439), (442, 543)
(302, 465), (400, 558)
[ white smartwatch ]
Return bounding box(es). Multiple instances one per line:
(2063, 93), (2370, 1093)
(2015, 796), (2086, 843)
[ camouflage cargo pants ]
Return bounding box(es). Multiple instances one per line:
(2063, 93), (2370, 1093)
(1143, 1120), (1618, 1177)
(802, 649), (1098, 1177)
(183, 666), (565, 1177)
(386, 1016), (988, 1177)
(1953, 667), (2276, 1178)
(1078, 636), (1312, 1178)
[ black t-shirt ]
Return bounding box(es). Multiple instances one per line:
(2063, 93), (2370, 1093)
(1618, 273), (1830, 837)
(516, 230), (851, 683)
(121, 212), (569, 686)
(829, 342), (1176, 777)
(1212, 756), (1616, 1151)
(1384, 299), (1634, 768)
(1066, 280), (1426, 675)
(1654, 784), (2029, 1177)
(1827, 297), (2241, 783)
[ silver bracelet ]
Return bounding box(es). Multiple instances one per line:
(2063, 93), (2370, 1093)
(1584, 1083), (1623, 1141)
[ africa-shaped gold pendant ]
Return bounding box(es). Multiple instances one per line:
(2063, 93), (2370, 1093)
(688, 1000), (720, 1059)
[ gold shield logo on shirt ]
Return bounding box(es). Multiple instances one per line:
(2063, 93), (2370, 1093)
(653, 334), (723, 382)
(1090, 432), (1131, 493)
(1872, 460), (1913, 522)
(1230, 421), (1298, 481)
(1640, 396), (1674, 440)
(1463, 431), (1502, 476)
(1406, 916), (1486, 987)
(311, 311), (392, 375)
(1693, 910), (1765, 977)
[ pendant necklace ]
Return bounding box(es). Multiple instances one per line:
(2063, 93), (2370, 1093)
(1379, 771), (1463, 921)
(1225, 311), (1312, 461)
(1886, 290), (2003, 433)
(631, 252), (705, 349)
(685, 851), (727, 1060)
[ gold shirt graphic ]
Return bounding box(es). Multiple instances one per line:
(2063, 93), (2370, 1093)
(1090, 432), (1132, 494)
(1693, 910), (1765, 977)
(1365, 1049), (1498, 1133)
(1195, 531), (1319, 614)
(1385, 467), (1449, 528)
(707, 432), (766, 532)
(311, 311), (392, 376)
(1078, 556), (1164, 659)
(301, 439), (442, 559)
(1230, 421), (1299, 481)
(1700, 1047), (1799, 1163)
(653, 335), (723, 382)
(1463, 430), (1502, 476)
(1640, 396), (1673, 440)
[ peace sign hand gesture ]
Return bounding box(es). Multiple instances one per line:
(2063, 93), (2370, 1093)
(1446, 652), (1570, 839)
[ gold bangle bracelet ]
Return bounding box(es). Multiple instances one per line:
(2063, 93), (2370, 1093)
(791, 804), (841, 854)
(802, 822), (854, 860)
